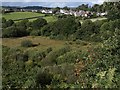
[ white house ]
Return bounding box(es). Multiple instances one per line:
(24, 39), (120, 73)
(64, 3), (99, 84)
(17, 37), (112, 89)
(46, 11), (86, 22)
(32, 10), (38, 12)
(41, 9), (53, 14)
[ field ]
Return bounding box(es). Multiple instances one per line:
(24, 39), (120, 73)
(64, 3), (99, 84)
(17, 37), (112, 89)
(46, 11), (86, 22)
(2, 12), (58, 23)
(2, 36), (99, 52)
(90, 17), (107, 22)
(2, 12), (107, 23)
(2, 12), (45, 20)
(2, 36), (64, 50)
(29, 16), (58, 23)
(80, 17), (107, 23)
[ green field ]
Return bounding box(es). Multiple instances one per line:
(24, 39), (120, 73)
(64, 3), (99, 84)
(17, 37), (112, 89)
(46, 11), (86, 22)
(2, 12), (45, 20)
(2, 12), (58, 23)
(29, 16), (58, 23)
(90, 17), (107, 22)
(80, 17), (107, 23)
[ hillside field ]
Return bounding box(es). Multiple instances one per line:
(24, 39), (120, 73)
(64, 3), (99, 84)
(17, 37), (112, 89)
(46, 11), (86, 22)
(2, 12), (45, 20)
(2, 12), (58, 22)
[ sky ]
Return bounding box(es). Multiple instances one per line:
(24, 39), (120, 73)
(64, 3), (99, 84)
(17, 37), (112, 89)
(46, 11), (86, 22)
(1, 0), (105, 3)
(1, 0), (119, 7)
(2, 2), (94, 7)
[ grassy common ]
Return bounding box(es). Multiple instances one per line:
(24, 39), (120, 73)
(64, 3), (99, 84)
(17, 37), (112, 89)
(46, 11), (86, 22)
(2, 36), (99, 53)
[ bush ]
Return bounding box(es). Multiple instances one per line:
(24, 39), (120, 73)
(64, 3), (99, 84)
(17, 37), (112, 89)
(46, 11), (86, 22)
(30, 30), (40, 36)
(36, 70), (53, 87)
(41, 46), (71, 66)
(31, 51), (46, 62)
(21, 40), (33, 47)
(46, 47), (53, 54)
(75, 40), (82, 44)
(32, 18), (47, 29)
(56, 50), (81, 64)
(2, 25), (28, 38)
(75, 40), (88, 46)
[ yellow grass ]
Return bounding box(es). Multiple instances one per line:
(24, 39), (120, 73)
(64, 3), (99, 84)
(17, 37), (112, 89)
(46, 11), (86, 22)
(2, 36), (99, 51)
(2, 36), (65, 50)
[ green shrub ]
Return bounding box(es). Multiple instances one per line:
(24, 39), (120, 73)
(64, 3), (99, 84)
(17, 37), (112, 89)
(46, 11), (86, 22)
(30, 30), (40, 36)
(21, 40), (33, 47)
(75, 40), (82, 44)
(36, 70), (53, 87)
(31, 51), (46, 62)
(41, 46), (71, 66)
(46, 47), (53, 54)
(56, 50), (82, 64)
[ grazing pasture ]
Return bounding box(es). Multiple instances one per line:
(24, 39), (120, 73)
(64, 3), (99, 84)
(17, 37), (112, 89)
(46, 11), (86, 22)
(2, 12), (58, 23)
(2, 12), (45, 20)
(90, 17), (107, 22)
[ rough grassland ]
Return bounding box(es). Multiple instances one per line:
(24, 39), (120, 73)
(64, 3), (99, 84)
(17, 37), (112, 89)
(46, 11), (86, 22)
(2, 36), (65, 51)
(2, 36), (99, 52)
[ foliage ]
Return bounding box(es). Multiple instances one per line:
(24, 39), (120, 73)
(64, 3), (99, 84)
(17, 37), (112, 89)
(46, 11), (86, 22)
(30, 30), (41, 36)
(36, 70), (53, 88)
(2, 26), (19, 37)
(2, 20), (29, 37)
(76, 19), (96, 41)
(56, 50), (81, 64)
(2, 4), (120, 89)
(40, 46), (71, 66)
(32, 18), (47, 29)
(21, 40), (33, 47)
(106, 2), (120, 20)
(2, 17), (6, 23)
(52, 7), (60, 14)
(41, 16), (78, 39)
(100, 19), (120, 40)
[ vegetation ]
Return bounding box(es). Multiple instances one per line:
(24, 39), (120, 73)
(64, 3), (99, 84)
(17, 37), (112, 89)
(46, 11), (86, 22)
(2, 12), (45, 20)
(21, 40), (33, 47)
(2, 2), (120, 89)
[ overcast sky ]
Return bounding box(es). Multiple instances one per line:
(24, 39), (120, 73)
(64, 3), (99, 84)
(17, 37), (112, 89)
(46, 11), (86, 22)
(1, 0), (105, 3)
(1, 0), (119, 7)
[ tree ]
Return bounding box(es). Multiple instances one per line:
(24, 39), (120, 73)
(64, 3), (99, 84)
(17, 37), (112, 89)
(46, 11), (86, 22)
(77, 20), (95, 40)
(41, 23), (53, 36)
(2, 26), (18, 37)
(76, 4), (89, 11)
(92, 4), (101, 12)
(100, 19), (120, 40)
(41, 16), (78, 38)
(2, 17), (6, 23)
(103, 2), (120, 20)
(107, 9), (120, 20)
(5, 19), (14, 27)
(32, 18), (47, 29)
(52, 17), (77, 37)
(2, 25), (28, 38)
(52, 7), (60, 14)
(63, 6), (70, 10)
